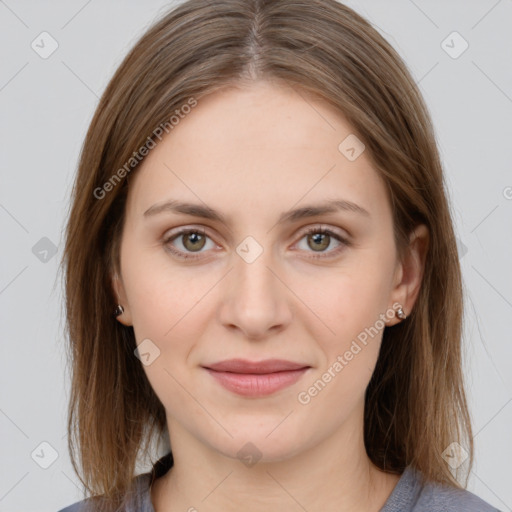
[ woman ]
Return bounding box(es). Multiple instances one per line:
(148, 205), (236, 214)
(58, 0), (500, 511)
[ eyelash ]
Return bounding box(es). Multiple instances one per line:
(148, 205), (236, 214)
(162, 226), (350, 261)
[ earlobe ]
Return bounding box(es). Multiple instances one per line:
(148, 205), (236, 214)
(111, 272), (133, 326)
(385, 302), (407, 327)
(114, 304), (125, 317)
(387, 224), (429, 326)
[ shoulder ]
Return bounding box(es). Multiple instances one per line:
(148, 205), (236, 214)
(57, 472), (153, 512)
(416, 478), (501, 512)
(381, 466), (502, 512)
(57, 499), (93, 512)
(57, 452), (173, 512)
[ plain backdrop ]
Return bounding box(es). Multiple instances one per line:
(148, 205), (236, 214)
(0, 1), (511, 511)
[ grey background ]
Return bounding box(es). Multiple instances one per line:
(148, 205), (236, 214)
(0, 1), (511, 511)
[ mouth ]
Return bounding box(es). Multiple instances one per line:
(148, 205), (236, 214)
(202, 359), (311, 397)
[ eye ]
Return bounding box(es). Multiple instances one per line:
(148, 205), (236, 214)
(295, 226), (350, 259)
(163, 225), (350, 261)
(163, 227), (217, 260)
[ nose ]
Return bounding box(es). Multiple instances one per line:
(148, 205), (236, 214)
(217, 248), (293, 341)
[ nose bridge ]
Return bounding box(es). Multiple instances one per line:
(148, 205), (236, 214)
(233, 232), (278, 296)
(235, 247), (276, 301)
(218, 237), (292, 339)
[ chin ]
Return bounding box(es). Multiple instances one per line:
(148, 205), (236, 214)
(210, 427), (305, 466)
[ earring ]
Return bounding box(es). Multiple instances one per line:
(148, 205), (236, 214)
(114, 304), (124, 317)
(396, 306), (407, 320)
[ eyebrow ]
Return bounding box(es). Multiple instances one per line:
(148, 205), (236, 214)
(143, 198), (370, 224)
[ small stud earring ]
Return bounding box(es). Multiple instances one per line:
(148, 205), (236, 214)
(114, 304), (124, 317)
(396, 306), (407, 320)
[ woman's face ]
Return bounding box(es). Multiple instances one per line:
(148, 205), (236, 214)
(113, 80), (420, 463)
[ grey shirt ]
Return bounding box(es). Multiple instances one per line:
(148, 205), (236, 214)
(58, 453), (501, 512)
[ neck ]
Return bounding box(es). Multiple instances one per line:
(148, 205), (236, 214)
(151, 407), (400, 512)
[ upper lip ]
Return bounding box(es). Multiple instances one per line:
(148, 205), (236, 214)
(203, 359), (310, 374)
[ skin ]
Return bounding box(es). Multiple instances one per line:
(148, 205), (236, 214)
(112, 79), (429, 512)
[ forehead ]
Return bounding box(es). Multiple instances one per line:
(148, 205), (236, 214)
(126, 80), (390, 224)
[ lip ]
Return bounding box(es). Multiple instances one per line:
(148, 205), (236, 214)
(203, 358), (309, 373)
(202, 359), (311, 397)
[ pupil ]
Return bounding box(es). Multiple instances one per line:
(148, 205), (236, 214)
(310, 233), (329, 251)
(185, 232), (204, 251)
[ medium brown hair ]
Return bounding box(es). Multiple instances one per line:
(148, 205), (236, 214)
(61, 0), (472, 508)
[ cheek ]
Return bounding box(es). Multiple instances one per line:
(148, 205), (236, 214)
(123, 263), (207, 410)
(121, 249), (219, 380)
(296, 269), (388, 418)
(121, 238), (206, 336)
(302, 259), (393, 343)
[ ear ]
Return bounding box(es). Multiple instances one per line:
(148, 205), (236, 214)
(386, 224), (429, 326)
(111, 272), (133, 326)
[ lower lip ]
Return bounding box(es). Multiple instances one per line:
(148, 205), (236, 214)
(204, 368), (309, 397)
